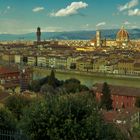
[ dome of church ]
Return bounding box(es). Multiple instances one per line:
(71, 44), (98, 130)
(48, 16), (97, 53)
(116, 26), (129, 42)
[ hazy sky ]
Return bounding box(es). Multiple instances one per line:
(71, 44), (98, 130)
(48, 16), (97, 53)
(0, 0), (140, 34)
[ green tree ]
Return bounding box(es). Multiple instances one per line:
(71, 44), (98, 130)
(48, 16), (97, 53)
(101, 82), (113, 110)
(29, 71), (63, 92)
(79, 84), (89, 92)
(40, 84), (56, 96)
(135, 97), (140, 108)
(133, 125), (140, 139)
(48, 69), (56, 88)
(29, 80), (41, 92)
(100, 123), (127, 140)
(63, 78), (84, 93)
(0, 107), (17, 130)
(19, 93), (125, 140)
(39, 76), (49, 85)
(5, 94), (31, 120)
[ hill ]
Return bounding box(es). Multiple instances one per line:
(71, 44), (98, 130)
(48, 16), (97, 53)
(0, 29), (140, 41)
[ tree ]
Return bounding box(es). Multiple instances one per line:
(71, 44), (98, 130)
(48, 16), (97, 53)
(63, 78), (89, 94)
(19, 93), (126, 140)
(0, 107), (17, 130)
(29, 71), (63, 93)
(39, 76), (49, 85)
(101, 82), (113, 110)
(79, 84), (89, 92)
(100, 123), (127, 140)
(19, 93), (96, 139)
(135, 97), (140, 108)
(40, 84), (56, 96)
(63, 78), (81, 93)
(29, 80), (41, 92)
(133, 125), (140, 139)
(48, 69), (56, 88)
(5, 94), (31, 120)
(65, 78), (80, 85)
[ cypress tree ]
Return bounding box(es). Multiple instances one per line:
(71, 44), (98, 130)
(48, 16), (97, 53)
(101, 82), (113, 110)
(48, 69), (56, 88)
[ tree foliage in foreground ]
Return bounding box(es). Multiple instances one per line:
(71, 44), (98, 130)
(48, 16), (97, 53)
(133, 125), (140, 139)
(4, 94), (31, 120)
(19, 93), (126, 140)
(0, 107), (17, 130)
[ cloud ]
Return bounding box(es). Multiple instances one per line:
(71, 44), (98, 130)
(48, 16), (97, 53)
(118, 0), (138, 11)
(0, 6), (11, 15)
(51, 1), (88, 17)
(32, 7), (44, 12)
(128, 8), (140, 16)
(96, 22), (106, 27)
(7, 6), (11, 10)
(80, 24), (91, 30)
(130, 25), (138, 28)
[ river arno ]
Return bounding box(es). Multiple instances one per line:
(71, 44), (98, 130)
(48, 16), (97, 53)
(33, 68), (140, 88)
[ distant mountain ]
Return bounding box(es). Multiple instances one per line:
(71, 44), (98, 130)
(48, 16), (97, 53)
(0, 29), (140, 41)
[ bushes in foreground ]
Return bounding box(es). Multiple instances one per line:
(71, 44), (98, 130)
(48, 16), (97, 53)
(19, 93), (126, 140)
(0, 107), (17, 131)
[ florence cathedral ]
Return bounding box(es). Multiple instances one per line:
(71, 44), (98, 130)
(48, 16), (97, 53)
(91, 26), (140, 48)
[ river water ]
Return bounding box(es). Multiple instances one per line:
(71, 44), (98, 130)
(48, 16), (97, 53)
(33, 69), (140, 88)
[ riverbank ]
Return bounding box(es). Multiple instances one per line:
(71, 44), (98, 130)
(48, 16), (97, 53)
(33, 67), (140, 80)
(33, 68), (140, 88)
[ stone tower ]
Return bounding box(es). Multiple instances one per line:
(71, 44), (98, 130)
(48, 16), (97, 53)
(36, 27), (41, 42)
(96, 30), (101, 47)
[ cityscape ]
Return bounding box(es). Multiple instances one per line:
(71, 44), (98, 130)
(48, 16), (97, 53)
(0, 0), (140, 140)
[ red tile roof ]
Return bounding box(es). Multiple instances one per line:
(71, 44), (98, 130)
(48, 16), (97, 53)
(94, 83), (140, 97)
(102, 108), (140, 123)
(0, 92), (10, 102)
(0, 66), (19, 74)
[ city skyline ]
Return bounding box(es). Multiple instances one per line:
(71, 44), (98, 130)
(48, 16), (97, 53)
(0, 0), (140, 34)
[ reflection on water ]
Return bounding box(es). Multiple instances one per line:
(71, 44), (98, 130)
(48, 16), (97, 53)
(33, 71), (140, 88)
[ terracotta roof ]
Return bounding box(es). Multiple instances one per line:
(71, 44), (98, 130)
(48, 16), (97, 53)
(103, 111), (117, 122)
(102, 108), (140, 123)
(0, 92), (10, 102)
(134, 63), (140, 68)
(0, 66), (19, 74)
(94, 83), (140, 97)
(1, 83), (19, 88)
(116, 27), (129, 41)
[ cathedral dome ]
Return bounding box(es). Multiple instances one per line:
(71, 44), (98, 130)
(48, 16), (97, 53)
(116, 26), (129, 42)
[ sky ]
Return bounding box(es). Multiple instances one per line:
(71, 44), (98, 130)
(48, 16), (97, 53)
(0, 0), (140, 34)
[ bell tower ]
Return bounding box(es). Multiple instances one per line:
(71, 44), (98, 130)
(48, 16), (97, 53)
(36, 27), (41, 42)
(96, 30), (101, 47)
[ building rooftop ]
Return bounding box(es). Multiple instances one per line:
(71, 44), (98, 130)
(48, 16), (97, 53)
(102, 108), (140, 123)
(0, 66), (19, 75)
(94, 83), (140, 97)
(0, 91), (10, 103)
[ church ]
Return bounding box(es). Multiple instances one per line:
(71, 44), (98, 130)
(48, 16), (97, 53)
(91, 26), (140, 48)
